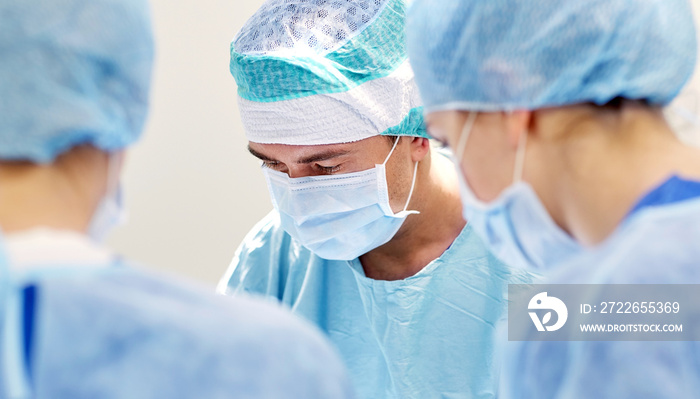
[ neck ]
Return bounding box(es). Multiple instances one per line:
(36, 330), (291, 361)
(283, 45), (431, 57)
(530, 105), (700, 246)
(0, 147), (108, 234)
(359, 150), (466, 280)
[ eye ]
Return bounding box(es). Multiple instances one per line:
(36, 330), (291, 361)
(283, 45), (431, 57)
(426, 124), (448, 145)
(434, 138), (449, 148)
(315, 164), (341, 174)
(262, 161), (283, 170)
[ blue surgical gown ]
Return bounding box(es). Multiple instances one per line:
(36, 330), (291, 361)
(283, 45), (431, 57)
(0, 231), (353, 399)
(502, 176), (700, 398)
(219, 212), (536, 399)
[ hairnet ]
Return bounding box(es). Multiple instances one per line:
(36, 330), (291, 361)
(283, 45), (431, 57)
(0, 0), (154, 163)
(406, 0), (697, 113)
(230, 0), (429, 145)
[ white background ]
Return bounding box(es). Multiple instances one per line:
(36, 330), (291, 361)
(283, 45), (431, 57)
(108, 0), (270, 287)
(108, 0), (700, 288)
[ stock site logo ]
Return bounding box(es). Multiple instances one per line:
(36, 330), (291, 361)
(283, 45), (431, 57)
(528, 292), (568, 332)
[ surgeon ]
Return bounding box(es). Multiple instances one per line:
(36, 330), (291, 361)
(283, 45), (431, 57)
(407, 0), (700, 397)
(0, 0), (354, 397)
(217, 0), (535, 398)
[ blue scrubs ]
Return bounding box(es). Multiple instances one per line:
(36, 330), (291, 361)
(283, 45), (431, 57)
(503, 176), (700, 398)
(628, 175), (700, 215)
(0, 235), (353, 399)
(220, 212), (535, 399)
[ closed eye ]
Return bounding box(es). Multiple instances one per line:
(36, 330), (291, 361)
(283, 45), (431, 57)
(315, 164), (341, 174)
(262, 160), (283, 170)
(435, 138), (449, 148)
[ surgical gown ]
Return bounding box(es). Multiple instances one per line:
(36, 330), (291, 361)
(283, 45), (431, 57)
(502, 177), (700, 398)
(219, 212), (535, 399)
(0, 229), (353, 399)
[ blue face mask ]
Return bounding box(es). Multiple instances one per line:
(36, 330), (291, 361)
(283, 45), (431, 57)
(88, 155), (127, 242)
(263, 137), (419, 261)
(453, 112), (581, 271)
(88, 186), (126, 242)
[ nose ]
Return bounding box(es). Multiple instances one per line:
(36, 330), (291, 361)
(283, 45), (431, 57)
(286, 165), (310, 179)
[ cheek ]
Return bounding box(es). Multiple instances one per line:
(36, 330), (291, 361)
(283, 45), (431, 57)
(384, 155), (415, 211)
(460, 130), (513, 202)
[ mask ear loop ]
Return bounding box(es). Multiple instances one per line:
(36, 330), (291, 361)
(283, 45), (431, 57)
(400, 161), (420, 213)
(456, 112), (477, 162)
(382, 136), (420, 214)
(105, 153), (122, 198)
(382, 136), (402, 165)
(513, 130), (527, 183)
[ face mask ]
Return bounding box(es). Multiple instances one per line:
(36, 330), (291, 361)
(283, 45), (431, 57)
(452, 112), (581, 271)
(88, 155), (127, 242)
(263, 137), (419, 261)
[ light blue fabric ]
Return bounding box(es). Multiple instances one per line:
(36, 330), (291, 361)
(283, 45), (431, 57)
(406, 0), (697, 112)
(0, 257), (354, 398)
(458, 179), (583, 273)
(262, 137), (418, 261)
(0, 0), (154, 163)
(0, 237), (7, 311)
(0, 239), (30, 399)
(219, 211), (536, 399)
(451, 115), (582, 271)
(87, 185), (125, 242)
(502, 197), (700, 398)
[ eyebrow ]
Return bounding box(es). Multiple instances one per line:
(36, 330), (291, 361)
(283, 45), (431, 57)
(248, 146), (275, 162)
(297, 150), (351, 164)
(248, 146), (352, 164)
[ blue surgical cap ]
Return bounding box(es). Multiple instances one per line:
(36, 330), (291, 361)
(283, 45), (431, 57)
(230, 0), (429, 145)
(0, 0), (154, 163)
(406, 0), (698, 113)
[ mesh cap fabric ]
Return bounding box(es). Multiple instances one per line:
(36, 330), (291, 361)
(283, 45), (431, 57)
(406, 0), (697, 113)
(0, 0), (154, 163)
(235, 0), (385, 57)
(230, 0), (429, 145)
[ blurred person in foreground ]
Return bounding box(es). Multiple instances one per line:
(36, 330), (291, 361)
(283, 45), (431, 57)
(407, 0), (700, 397)
(0, 0), (353, 398)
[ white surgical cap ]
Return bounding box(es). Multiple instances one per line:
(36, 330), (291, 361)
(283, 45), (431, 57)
(230, 0), (429, 145)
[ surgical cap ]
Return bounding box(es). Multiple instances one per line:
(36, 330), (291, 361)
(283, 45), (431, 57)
(0, 0), (154, 163)
(406, 0), (698, 113)
(230, 0), (429, 145)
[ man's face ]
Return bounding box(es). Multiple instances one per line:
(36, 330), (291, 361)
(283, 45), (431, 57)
(248, 136), (395, 178)
(248, 135), (417, 213)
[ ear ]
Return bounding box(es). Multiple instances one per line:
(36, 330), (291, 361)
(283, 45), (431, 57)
(409, 137), (431, 162)
(505, 110), (532, 149)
